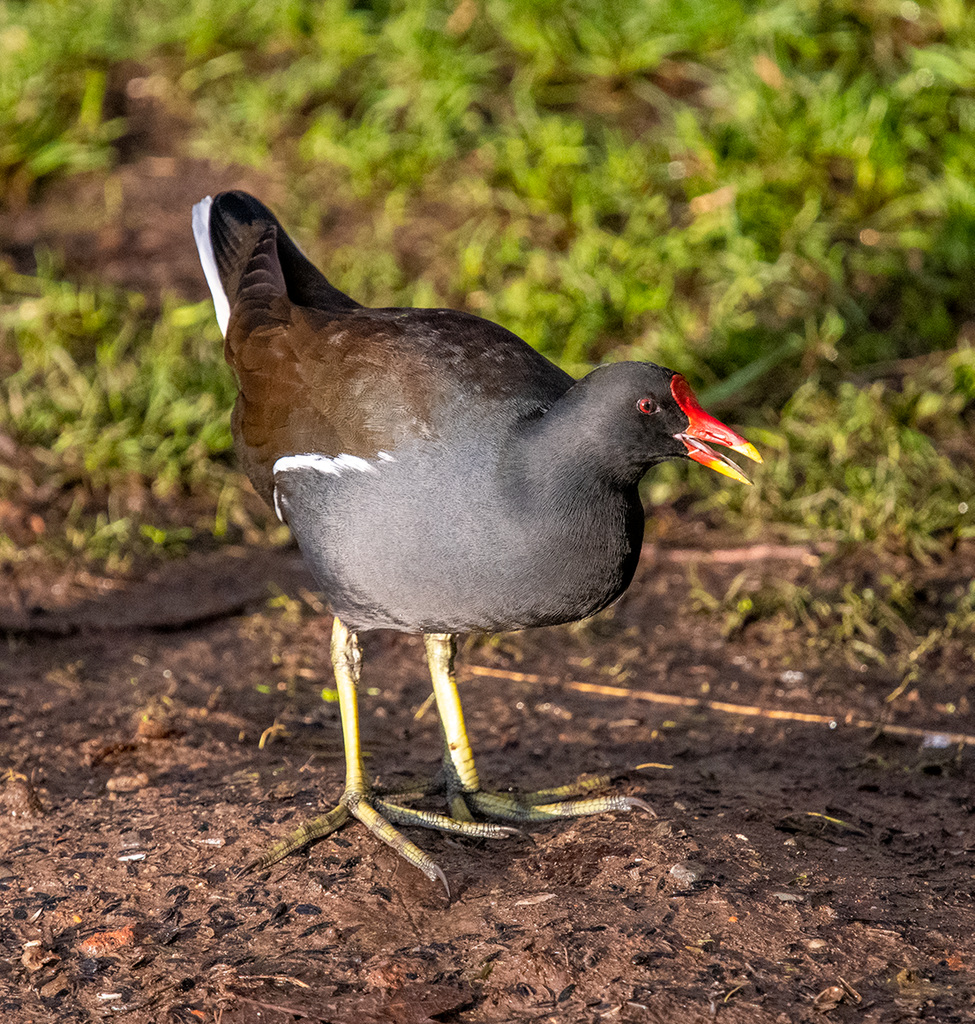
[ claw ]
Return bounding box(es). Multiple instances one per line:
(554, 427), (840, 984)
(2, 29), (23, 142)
(621, 796), (657, 817)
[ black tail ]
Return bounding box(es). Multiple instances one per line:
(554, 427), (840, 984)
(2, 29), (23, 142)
(194, 191), (360, 333)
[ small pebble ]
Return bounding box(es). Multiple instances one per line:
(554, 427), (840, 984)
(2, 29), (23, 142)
(79, 924), (136, 957)
(514, 892), (556, 906)
(669, 860), (706, 886)
(106, 773), (150, 793)
(2, 776), (45, 817)
(136, 718), (172, 739)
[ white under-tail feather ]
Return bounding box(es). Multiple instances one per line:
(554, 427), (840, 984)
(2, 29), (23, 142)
(191, 196), (231, 338)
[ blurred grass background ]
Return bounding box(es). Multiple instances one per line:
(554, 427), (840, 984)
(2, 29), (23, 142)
(0, 0), (973, 569)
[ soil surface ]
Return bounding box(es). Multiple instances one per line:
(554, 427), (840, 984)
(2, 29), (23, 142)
(2, 541), (973, 1023)
(2, 140), (974, 1021)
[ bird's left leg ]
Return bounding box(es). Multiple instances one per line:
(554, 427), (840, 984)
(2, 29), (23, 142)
(425, 632), (653, 822)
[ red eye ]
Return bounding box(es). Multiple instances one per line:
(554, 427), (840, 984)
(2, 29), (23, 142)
(637, 397), (657, 415)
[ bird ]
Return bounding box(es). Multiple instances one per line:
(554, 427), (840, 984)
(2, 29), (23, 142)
(192, 190), (762, 892)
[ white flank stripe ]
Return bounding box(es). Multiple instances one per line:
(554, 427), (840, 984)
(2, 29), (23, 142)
(272, 450), (384, 521)
(333, 453), (378, 474)
(273, 453), (341, 477)
(273, 452), (381, 477)
(192, 196), (231, 338)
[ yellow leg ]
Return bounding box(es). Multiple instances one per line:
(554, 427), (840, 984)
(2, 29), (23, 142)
(425, 633), (654, 823)
(424, 632), (480, 820)
(244, 618), (515, 891)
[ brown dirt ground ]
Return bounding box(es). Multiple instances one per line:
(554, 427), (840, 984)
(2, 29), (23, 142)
(2, 115), (974, 1021)
(2, 541), (973, 1023)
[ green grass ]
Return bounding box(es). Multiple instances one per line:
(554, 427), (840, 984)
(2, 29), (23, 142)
(702, 344), (975, 555)
(687, 563), (975, 696)
(1, 269), (231, 489)
(0, 0), (974, 564)
(0, 262), (254, 564)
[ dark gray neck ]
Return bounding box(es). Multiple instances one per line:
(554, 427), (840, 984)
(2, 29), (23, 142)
(510, 376), (654, 499)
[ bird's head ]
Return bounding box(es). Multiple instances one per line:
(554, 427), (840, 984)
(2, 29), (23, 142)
(572, 362), (763, 486)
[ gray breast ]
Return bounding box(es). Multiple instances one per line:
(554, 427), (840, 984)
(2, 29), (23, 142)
(272, 443), (642, 634)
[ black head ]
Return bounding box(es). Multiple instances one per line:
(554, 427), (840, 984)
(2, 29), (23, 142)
(566, 362), (762, 486)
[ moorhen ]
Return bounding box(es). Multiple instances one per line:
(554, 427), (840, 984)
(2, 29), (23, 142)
(192, 191), (762, 891)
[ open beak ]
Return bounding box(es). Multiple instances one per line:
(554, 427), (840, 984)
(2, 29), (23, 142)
(670, 375), (763, 485)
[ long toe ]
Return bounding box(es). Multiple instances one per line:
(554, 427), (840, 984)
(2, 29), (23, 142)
(342, 791), (520, 893)
(373, 797), (519, 839)
(458, 781), (654, 824)
(242, 803), (351, 874)
(342, 792), (450, 892)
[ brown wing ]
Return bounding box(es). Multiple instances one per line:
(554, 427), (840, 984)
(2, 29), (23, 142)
(227, 304), (574, 504)
(208, 191), (572, 505)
